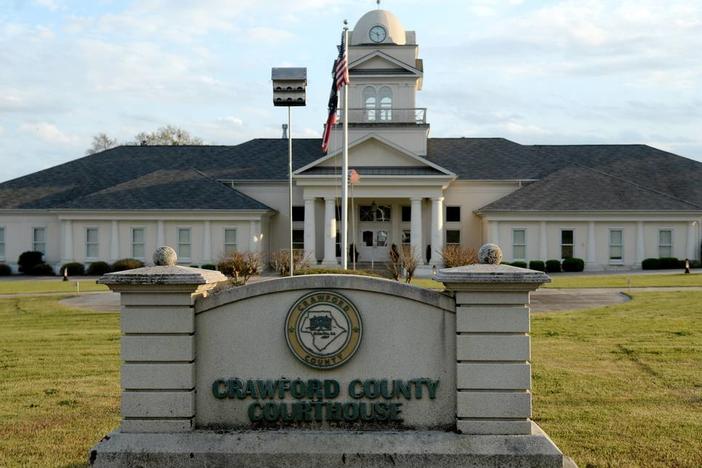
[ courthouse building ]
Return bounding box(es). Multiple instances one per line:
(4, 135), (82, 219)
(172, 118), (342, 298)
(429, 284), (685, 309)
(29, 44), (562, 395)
(0, 8), (701, 273)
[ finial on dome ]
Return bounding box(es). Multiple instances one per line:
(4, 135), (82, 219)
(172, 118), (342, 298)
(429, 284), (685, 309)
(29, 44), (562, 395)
(377, 0), (381, 8)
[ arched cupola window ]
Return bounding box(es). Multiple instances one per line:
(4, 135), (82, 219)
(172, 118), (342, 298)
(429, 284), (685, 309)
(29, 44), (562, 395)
(363, 86), (377, 121)
(378, 86), (393, 121)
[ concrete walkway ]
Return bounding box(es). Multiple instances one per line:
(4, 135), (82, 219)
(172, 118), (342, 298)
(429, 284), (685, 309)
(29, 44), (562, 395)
(56, 286), (702, 314)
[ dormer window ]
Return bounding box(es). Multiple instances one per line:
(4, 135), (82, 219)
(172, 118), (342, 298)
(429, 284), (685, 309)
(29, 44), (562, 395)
(363, 86), (393, 122)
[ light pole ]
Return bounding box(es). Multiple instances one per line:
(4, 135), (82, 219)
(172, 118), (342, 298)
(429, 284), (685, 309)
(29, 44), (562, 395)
(272, 68), (307, 276)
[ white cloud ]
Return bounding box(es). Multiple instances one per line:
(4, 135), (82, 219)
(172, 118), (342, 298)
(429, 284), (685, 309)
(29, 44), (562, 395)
(32, 0), (60, 11)
(20, 122), (77, 144)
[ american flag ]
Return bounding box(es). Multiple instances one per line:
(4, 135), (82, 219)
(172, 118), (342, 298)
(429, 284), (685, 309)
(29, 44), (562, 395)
(322, 31), (349, 154)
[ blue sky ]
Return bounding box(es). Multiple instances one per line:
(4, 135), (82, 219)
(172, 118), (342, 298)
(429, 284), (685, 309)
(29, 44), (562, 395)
(1, 0), (700, 181)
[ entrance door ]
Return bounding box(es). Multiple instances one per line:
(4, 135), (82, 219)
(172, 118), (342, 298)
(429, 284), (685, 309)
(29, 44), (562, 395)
(358, 228), (390, 262)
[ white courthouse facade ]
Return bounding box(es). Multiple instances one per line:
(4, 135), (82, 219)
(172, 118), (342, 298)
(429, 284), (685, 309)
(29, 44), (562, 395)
(0, 8), (700, 272)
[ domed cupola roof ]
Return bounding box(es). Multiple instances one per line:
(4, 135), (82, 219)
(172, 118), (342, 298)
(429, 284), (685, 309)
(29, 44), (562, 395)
(350, 9), (406, 45)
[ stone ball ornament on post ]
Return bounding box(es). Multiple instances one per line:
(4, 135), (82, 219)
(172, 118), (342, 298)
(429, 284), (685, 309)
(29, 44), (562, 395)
(152, 245), (177, 266)
(478, 243), (503, 265)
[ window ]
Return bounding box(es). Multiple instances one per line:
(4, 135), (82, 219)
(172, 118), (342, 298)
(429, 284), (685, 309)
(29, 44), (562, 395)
(659, 230), (673, 257)
(401, 206), (411, 222)
(362, 230), (373, 247)
(378, 86), (392, 121)
(363, 86), (376, 121)
(561, 230), (574, 259)
(224, 228), (238, 255)
(292, 206), (305, 222)
(0, 227), (4, 260)
(512, 229), (526, 260)
(401, 229), (411, 244)
(609, 230), (623, 263)
(446, 229), (460, 245)
(446, 206), (461, 223)
(292, 229), (304, 251)
(85, 228), (99, 259)
(177, 228), (191, 260)
(359, 205), (391, 222)
(130, 228), (145, 259)
(33, 227), (46, 254)
(376, 230), (388, 247)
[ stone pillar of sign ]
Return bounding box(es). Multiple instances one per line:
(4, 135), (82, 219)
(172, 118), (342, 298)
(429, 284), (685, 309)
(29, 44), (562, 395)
(410, 197), (423, 264)
(304, 197), (316, 262)
(436, 243), (550, 435)
(322, 197), (337, 266)
(98, 246), (225, 433)
(430, 197), (444, 267)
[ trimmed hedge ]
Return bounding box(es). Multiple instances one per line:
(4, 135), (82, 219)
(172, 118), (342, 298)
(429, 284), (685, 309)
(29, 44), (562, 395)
(545, 259), (561, 273)
(18, 251), (44, 274)
(111, 258), (145, 272)
(0, 263), (12, 276)
(87, 261), (111, 276)
(28, 263), (55, 276)
(61, 262), (85, 276)
(641, 258), (660, 270)
(528, 260), (546, 272)
(201, 264), (217, 270)
(562, 257), (585, 272)
(659, 257), (682, 269)
(510, 261), (527, 268)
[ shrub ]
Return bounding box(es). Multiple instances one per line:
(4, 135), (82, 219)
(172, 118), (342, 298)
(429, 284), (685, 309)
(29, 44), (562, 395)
(87, 261), (111, 276)
(641, 258), (660, 270)
(545, 259), (561, 273)
(295, 268), (383, 278)
(440, 245), (478, 268)
(61, 262), (85, 276)
(269, 250), (310, 276)
(18, 251), (43, 274)
(0, 263), (12, 276)
(28, 263), (55, 276)
(111, 258), (145, 272)
(201, 264), (217, 270)
(400, 245), (418, 283)
(562, 257), (585, 272)
(692, 260), (701, 269)
(388, 244), (402, 281)
(510, 261), (527, 268)
(528, 260), (546, 272)
(217, 252), (261, 285)
(189, 265), (199, 269)
(659, 257), (681, 269)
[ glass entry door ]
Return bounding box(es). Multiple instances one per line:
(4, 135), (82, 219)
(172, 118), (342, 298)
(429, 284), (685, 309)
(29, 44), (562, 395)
(358, 228), (390, 262)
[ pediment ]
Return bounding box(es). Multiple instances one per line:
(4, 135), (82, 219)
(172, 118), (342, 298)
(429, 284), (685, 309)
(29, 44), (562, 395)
(349, 51), (421, 76)
(294, 134), (454, 177)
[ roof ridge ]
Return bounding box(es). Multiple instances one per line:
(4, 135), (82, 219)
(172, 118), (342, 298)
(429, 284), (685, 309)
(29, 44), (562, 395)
(567, 163), (702, 209)
(194, 169), (274, 211)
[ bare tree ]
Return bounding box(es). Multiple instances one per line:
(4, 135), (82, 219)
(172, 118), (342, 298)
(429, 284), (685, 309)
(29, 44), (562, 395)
(86, 133), (118, 155)
(129, 125), (204, 146)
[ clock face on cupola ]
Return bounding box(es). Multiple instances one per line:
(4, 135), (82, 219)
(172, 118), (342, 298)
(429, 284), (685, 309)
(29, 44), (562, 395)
(369, 25), (387, 43)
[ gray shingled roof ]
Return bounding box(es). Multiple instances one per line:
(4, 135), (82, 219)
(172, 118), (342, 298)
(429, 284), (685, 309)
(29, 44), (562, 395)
(0, 138), (700, 212)
(478, 165), (701, 212)
(59, 169), (271, 211)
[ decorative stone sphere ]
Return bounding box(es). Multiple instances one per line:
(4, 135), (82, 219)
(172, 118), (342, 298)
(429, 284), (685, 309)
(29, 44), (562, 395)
(153, 246), (177, 266)
(478, 243), (503, 265)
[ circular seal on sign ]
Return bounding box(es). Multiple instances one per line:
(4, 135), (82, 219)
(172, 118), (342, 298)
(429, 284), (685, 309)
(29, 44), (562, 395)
(285, 291), (362, 370)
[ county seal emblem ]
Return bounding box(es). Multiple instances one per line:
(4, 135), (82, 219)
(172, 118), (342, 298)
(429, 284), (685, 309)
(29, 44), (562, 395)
(285, 291), (362, 369)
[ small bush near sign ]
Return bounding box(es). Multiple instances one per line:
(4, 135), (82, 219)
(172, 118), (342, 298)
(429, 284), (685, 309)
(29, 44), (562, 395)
(18, 251), (43, 273)
(217, 252), (261, 285)
(0, 264), (11, 276)
(87, 261), (111, 276)
(111, 258), (145, 272)
(529, 260), (546, 272)
(545, 259), (562, 273)
(510, 261), (527, 268)
(28, 263), (55, 276)
(440, 245), (477, 268)
(61, 262), (85, 276)
(562, 257), (585, 272)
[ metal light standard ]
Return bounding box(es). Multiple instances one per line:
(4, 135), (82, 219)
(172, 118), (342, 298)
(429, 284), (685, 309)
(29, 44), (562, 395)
(272, 67), (307, 276)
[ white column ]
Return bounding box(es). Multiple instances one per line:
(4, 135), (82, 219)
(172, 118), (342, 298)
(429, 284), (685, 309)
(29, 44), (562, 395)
(431, 197), (444, 266)
(411, 197), (423, 263)
(157, 220), (165, 247)
(587, 221), (596, 265)
(489, 221), (500, 246)
(61, 220), (73, 263)
(539, 221), (547, 260)
(636, 221), (645, 266)
(687, 221), (697, 260)
(304, 198), (316, 262)
(203, 220), (212, 263)
(110, 220), (119, 262)
(322, 197), (337, 266)
(249, 220), (261, 253)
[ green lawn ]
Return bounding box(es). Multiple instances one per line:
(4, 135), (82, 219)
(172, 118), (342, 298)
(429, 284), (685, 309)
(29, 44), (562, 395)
(1, 292), (700, 467)
(545, 273), (702, 289)
(0, 279), (108, 295)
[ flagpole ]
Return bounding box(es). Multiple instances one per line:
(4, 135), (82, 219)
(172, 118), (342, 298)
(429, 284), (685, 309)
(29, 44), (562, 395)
(341, 24), (349, 270)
